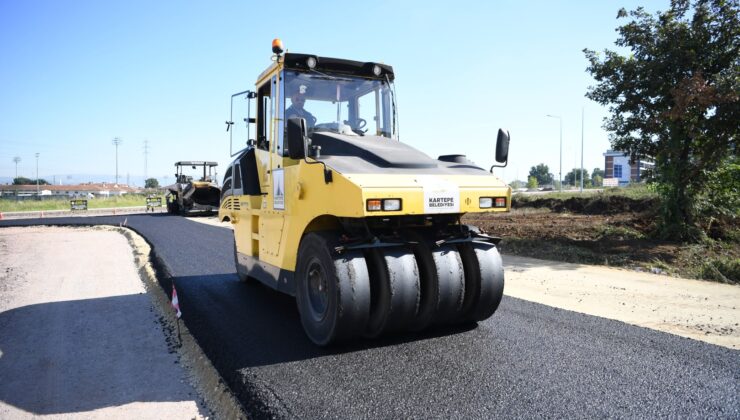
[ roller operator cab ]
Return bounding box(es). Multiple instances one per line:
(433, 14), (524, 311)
(221, 40), (511, 345)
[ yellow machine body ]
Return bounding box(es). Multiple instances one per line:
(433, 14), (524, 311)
(223, 163), (510, 277)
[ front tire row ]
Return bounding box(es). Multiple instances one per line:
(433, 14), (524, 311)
(294, 232), (505, 346)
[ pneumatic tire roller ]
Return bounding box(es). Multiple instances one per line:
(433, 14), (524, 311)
(221, 41), (511, 345)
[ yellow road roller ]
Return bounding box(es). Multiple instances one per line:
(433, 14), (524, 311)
(221, 40), (511, 345)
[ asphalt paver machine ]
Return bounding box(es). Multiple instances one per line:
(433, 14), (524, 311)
(166, 161), (220, 215)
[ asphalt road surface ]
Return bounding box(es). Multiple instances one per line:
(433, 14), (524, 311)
(2, 214), (738, 419)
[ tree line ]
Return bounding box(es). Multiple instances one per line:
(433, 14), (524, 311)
(12, 177), (50, 185)
(515, 164), (604, 189)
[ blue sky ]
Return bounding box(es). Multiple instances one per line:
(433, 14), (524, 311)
(0, 0), (664, 186)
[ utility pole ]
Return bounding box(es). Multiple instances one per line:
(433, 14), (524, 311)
(112, 137), (122, 186)
(546, 115), (563, 192)
(144, 139), (149, 186)
(35, 152), (40, 199)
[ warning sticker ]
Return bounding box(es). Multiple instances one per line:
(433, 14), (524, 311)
(418, 176), (460, 214)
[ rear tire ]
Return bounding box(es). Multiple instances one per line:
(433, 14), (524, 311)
(458, 242), (504, 322)
(295, 232), (371, 345)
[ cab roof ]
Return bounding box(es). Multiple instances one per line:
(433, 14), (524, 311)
(283, 53), (394, 80)
(175, 161), (218, 167)
(258, 53), (394, 84)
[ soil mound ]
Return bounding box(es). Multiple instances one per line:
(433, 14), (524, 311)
(513, 195), (659, 215)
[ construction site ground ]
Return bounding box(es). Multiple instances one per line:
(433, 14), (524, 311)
(463, 201), (739, 284)
(0, 219), (737, 417)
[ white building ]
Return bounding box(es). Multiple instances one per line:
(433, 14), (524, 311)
(603, 150), (654, 186)
(0, 183), (141, 198)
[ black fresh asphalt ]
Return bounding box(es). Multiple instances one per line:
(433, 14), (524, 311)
(2, 214), (739, 418)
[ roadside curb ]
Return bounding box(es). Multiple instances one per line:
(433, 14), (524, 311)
(1, 206), (157, 220)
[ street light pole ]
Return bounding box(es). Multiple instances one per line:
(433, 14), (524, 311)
(35, 152), (40, 199)
(580, 107), (584, 192)
(13, 156), (20, 181)
(144, 139), (149, 187)
(112, 137), (122, 186)
(13, 156), (21, 201)
(546, 115), (563, 192)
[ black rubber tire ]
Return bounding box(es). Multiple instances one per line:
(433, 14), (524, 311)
(458, 242), (505, 322)
(406, 232), (466, 329)
(233, 237), (249, 283)
(295, 233), (371, 345)
(429, 244), (466, 325)
(364, 247), (420, 337)
(404, 232), (438, 331)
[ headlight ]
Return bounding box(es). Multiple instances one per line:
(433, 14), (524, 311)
(367, 198), (402, 212)
(372, 64), (382, 76)
(306, 56), (317, 69)
(479, 197), (493, 208)
(495, 197), (507, 208)
(383, 199), (401, 211)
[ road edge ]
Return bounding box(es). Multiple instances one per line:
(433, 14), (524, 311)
(110, 226), (247, 419)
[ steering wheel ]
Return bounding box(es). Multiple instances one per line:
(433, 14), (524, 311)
(355, 118), (367, 130)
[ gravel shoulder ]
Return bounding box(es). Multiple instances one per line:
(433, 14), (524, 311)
(0, 226), (207, 419)
(504, 255), (740, 349)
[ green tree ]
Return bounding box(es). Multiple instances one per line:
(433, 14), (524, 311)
(564, 168), (591, 187)
(584, 0), (740, 240)
(528, 163), (554, 186)
(145, 178), (160, 189)
(527, 176), (538, 189)
(13, 177), (49, 185)
(591, 168), (605, 186)
(509, 180), (525, 189)
(701, 156), (740, 221)
(592, 175), (604, 187)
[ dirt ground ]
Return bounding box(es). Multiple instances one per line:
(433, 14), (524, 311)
(0, 227), (209, 419)
(464, 208), (739, 282)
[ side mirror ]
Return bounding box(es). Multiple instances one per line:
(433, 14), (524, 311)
(490, 129), (510, 172)
(287, 117), (308, 159)
(495, 129), (510, 163)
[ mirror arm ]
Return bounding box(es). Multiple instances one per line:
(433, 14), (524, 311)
(489, 160), (509, 172)
(302, 145), (333, 184)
